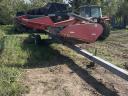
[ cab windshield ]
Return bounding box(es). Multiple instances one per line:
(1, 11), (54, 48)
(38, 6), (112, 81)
(80, 6), (101, 18)
(91, 7), (101, 18)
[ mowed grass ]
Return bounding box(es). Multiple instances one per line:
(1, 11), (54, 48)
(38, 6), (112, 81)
(0, 25), (127, 95)
(0, 67), (26, 96)
(0, 25), (30, 96)
(0, 25), (52, 96)
(83, 30), (128, 68)
(0, 25), (81, 96)
(0, 25), (56, 67)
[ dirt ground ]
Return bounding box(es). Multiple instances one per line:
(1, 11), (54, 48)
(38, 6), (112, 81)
(23, 30), (128, 96)
(23, 65), (128, 96)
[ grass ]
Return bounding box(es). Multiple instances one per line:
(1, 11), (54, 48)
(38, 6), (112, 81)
(0, 25), (16, 35)
(84, 30), (128, 68)
(0, 25), (30, 96)
(0, 25), (80, 96)
(0, 36), (27, 66)
(0, 66), (25, 96)
(0, 25), (128, 95)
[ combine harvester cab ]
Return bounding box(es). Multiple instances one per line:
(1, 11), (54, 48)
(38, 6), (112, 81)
(79, 5), (110, 40)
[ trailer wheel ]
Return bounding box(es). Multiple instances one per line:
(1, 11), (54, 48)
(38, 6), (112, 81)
(34, 34), (42, 45)
(26, 34), (42, 45)
(98, 21), (110, 40)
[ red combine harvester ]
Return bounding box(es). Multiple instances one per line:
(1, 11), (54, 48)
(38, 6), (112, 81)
(15, 3), (110, 44)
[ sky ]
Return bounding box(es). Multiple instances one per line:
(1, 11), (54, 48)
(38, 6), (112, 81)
(24, 0), (69, 4)
(24, 0), (31, 3)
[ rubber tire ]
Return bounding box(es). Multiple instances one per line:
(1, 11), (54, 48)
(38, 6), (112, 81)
(98, 22), (110, 40)
(34, 34), (42, 45)
(26, 34), (41, 45)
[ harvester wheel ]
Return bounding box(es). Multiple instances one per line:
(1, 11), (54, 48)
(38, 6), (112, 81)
(98, 21), (110, 40)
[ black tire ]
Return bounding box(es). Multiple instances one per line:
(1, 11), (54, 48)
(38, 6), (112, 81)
(25, 34), (41, 45)
(98, 21), (110, 40)
(34, 34), (42, 45)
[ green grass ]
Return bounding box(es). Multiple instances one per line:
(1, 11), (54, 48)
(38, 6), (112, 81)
(0, 25), (15, 35)
(0, 25), (30, 96)
(85, 30), (128, 68)
(0, 66), (25, 96)
(0, 25), (127, 95)
(0, 25), (86, 96)
(0, 36), (29, 67)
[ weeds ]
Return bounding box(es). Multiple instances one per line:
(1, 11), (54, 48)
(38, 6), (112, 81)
(0, 25), (29, 96)
(0, 25), (128, 95)
(84, 30), (128, 68)
(0, 67), (23, 96)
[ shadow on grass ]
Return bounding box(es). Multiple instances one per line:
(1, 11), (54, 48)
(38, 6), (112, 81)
(22, 40), (64, 68)
(21, 39), (118, 96)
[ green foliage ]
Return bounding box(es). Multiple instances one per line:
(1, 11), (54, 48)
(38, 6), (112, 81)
(69, 0), (102, 11)
(0, 0), (64, 24)
(29, 0), (46, 8)
(0, 0), (127, 24)
(0, 0), (29, 24)
(117, 0), (128, 16)
(69, 0), (127, 16)
(29, 0), (63, 8)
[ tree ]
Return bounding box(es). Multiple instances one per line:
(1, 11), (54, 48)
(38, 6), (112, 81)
(118, 0), (128, 16)
(29, 0), (63, 8)
(0, 0), (64, 24)
(0, 0), (29, 24)
(69, 0), (127, 16)
(68, 0), (102, 12)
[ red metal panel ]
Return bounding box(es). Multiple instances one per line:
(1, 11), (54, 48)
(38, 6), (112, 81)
(16, 15), (28, 20)
(101, 16), (110, 21)
(16, 15), (104, 43)
(28, 16), (54, 26)
(59, 23), (103, 43)
(18, 16), (55, 30)
(54, 17), (76, 27)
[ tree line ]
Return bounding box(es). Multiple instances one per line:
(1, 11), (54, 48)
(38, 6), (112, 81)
(0, 0), (127, 24)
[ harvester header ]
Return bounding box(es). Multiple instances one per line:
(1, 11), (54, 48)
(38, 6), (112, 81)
(14, 3), (110, 43)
